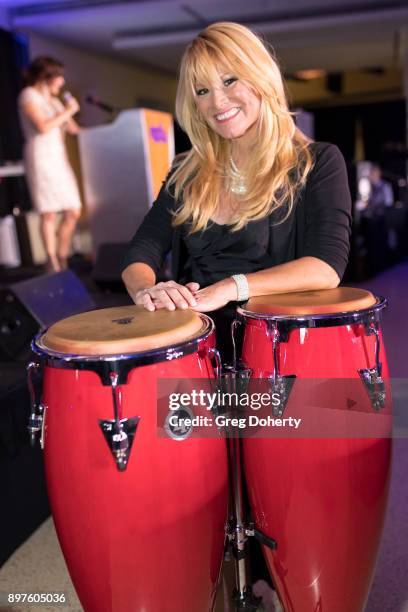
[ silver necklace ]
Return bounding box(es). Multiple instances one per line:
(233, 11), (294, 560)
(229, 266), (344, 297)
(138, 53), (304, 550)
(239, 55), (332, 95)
(229, 157), (247, 195)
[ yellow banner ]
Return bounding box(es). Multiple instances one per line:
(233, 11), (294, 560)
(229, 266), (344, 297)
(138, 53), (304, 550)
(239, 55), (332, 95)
(142, 109), (174, 201)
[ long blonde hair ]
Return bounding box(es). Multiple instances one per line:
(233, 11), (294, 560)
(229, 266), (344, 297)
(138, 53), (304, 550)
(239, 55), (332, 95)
(169, 22), (313, 232)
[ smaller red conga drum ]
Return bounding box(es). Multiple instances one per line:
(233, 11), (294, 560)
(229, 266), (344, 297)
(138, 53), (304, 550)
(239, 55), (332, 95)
(29, 306), (228, 612)
(238, 288), (392, 612)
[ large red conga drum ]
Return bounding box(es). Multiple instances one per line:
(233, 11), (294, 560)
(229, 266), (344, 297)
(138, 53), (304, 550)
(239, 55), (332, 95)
(31, 306), (228, 612)
(238, 288), (392, 612)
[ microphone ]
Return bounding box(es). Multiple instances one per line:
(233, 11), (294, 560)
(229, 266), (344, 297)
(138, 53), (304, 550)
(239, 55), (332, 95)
(85, 95), (115, 113)
(62, 91), (73, 104)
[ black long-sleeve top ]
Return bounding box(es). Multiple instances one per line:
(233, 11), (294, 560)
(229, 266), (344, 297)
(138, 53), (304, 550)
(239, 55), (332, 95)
(122, 142), (352, 285)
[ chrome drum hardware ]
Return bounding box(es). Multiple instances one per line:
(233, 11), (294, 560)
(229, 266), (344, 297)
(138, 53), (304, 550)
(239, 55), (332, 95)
(358, 318), (386, 411)
(98, 372), (140, 472)
(266, 321), (296, 417)
(27, 361), (45, 447)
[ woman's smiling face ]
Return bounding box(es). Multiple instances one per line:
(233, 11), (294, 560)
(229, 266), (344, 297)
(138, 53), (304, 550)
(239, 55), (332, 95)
(194, 72), (261, 144)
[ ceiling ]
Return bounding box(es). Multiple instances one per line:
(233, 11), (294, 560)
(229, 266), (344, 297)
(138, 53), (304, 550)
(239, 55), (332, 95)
(2, 0), (408, 76)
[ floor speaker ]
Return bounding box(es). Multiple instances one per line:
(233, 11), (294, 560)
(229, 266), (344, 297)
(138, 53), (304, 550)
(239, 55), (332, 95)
(0, 270), (95, 360)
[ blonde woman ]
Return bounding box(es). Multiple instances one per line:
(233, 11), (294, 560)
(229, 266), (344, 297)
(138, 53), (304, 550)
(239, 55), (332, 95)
(122, 22), (351, 358)
(18, 56), (82, 272)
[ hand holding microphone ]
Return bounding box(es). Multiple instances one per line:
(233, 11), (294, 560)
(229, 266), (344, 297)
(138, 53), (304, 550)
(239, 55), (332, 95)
(63, 91), (80, 116)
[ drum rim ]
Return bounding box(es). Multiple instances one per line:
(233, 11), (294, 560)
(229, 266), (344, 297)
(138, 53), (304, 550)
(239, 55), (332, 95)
(237, 295), (387, 325)
(31, 313), (214, 365)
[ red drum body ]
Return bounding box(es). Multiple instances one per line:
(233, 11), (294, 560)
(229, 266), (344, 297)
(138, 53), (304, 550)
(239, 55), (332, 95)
(32, 308), (228, 612)
(239, 289), (392, 612)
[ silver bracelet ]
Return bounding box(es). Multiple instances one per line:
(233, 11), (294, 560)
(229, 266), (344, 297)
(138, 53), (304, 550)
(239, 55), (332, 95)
(231, 274), (250, 302)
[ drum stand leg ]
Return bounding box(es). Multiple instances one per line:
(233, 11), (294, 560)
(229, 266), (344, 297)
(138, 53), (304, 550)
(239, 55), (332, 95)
(226, 433), (261, 611)
(223, 321), (277, 611)
(222, 359), (261, 611)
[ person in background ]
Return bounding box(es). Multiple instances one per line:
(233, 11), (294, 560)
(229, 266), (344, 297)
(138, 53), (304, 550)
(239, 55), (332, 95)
(368, 163), (394, 211)
(121, 22), (352, 362)
(18, 56), (82, 272)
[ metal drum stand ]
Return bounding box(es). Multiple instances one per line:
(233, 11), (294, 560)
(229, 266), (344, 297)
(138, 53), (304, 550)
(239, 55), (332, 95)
(221, 321), (277, 611)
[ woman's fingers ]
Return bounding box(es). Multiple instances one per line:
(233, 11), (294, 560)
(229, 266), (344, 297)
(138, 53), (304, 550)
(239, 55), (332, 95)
(135, 289), (156, 312)
(175, 285), (198, 307)
(135, 282), (199, 311)
(185, 282), (200, 294)
(152, 282), (198, 309)
(67, 97), (80, 114)
(155, 288), (178, 310)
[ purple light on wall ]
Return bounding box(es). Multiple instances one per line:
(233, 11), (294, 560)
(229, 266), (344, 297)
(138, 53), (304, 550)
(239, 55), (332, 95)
(150, 125), (167, 143)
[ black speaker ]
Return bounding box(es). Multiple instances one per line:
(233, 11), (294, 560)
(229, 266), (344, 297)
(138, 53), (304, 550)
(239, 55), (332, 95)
(0, 270), (95, 360)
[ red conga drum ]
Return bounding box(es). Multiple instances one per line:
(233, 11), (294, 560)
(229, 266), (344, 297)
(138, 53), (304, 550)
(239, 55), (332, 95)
(30, 306), (228, 612)
(238, 288), (392, 612)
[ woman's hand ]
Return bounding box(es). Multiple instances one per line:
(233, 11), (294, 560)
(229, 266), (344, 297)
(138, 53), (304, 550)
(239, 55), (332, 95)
(134, 281), (200, 311)
(22, 96), (80, 134)
(66, 96), (80, 116)
(191, 278), (237, 312)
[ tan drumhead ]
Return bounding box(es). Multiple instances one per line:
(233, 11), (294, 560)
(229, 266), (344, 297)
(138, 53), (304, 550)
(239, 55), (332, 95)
(244, 287), (377, 316)
(40, 306), (206, 355)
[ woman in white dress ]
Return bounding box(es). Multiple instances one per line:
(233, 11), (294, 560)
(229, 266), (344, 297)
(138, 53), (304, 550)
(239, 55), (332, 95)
(18, 56), (82, 272)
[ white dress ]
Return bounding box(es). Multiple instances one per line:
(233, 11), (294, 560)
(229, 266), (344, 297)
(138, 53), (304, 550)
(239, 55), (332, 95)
(18, 86), (82, 214)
